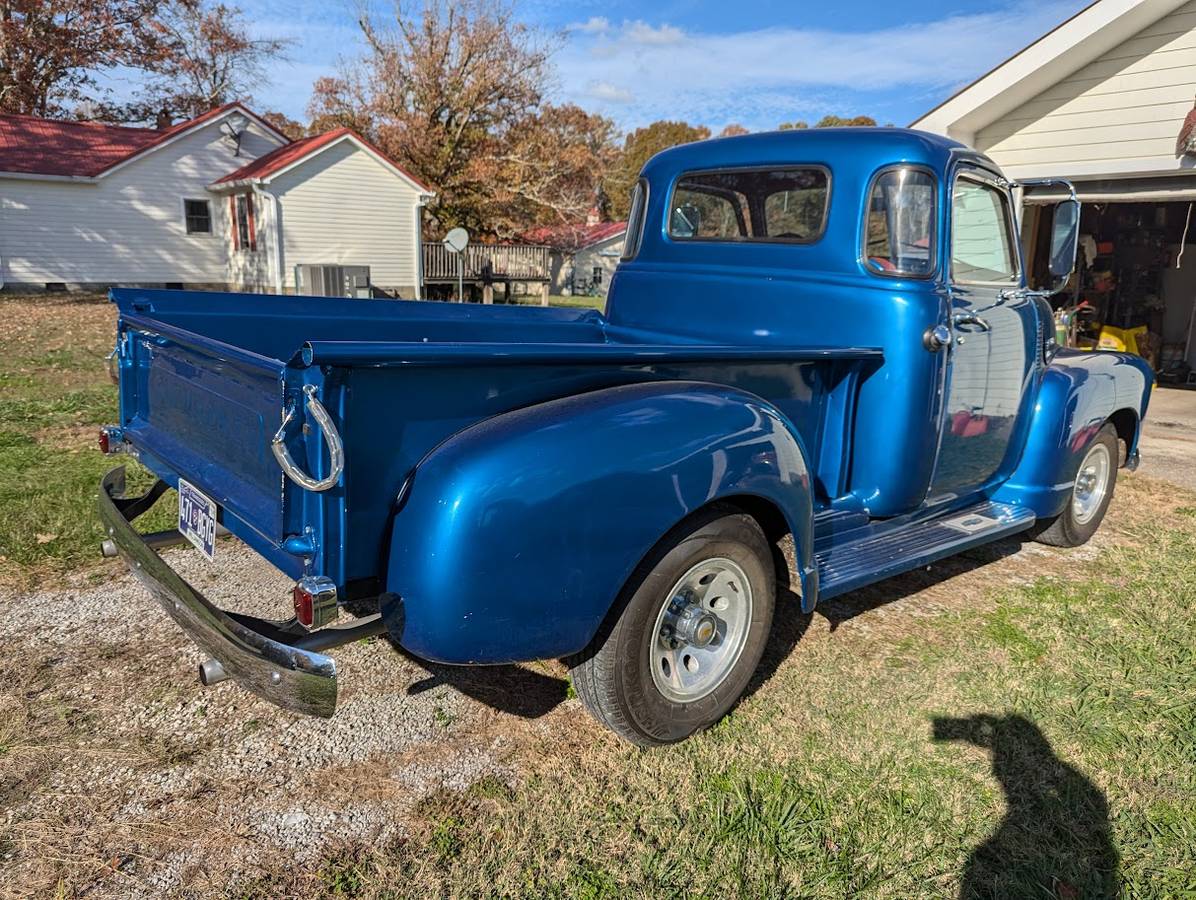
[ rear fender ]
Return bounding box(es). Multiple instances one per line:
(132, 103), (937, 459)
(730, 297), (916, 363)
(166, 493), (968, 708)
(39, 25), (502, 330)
(383, 381), (817, 664)
(993, 349), (1153, 517)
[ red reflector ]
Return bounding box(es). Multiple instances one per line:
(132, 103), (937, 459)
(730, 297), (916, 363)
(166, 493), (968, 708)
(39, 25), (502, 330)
(293, 585), (314, 627)
(98, 429), (110, 455)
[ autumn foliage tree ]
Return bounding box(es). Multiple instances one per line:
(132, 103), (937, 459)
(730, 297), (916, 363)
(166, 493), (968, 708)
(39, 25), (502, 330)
(0, 0), (165, 117)
(132, 0), (291, 122)
(779, 115), (877, 130)
(604, 121), (711, 220)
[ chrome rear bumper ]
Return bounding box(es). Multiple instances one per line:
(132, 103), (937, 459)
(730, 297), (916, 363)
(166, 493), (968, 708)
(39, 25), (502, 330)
(98, 466), (339, 717)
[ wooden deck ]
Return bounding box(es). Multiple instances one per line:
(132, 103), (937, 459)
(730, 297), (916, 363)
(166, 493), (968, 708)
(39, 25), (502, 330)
(423, 242), (551, 284)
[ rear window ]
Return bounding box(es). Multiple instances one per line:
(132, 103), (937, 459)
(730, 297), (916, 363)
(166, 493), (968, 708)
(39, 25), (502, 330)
(668, 167), (829, 243)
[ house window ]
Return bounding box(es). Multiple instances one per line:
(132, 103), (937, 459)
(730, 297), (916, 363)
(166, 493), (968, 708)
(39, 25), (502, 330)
(231, 193), (257, 252)
(184, 198), (211, 234)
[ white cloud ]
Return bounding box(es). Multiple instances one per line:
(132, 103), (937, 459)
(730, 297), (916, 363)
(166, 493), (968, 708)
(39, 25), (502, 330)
(568, 16), (611, 35)
(588, 81), (634, 103)
(555, 1), (1084, 132)
(624, 21), (684, 45)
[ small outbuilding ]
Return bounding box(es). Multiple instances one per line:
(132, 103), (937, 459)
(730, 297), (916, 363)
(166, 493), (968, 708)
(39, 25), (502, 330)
(521, 217), (627, 298)
(0, 102), (434, 297)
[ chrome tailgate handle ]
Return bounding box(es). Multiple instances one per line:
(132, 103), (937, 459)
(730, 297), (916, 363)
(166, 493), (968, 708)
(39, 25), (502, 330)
(272, 384), (344, 492)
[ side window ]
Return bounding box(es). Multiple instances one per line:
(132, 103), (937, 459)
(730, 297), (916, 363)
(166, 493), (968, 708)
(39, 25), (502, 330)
(668, 167), (829, 243)
(951, 176), (1017, 283)
(621, 179), (648, 261)
(864, 168), (935, 276)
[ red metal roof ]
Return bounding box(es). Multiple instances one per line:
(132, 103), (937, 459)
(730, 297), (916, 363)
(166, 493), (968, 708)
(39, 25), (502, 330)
(521, 220), (627, 251)
(214, 127), (433, 192)
(0, 102), (289, 178)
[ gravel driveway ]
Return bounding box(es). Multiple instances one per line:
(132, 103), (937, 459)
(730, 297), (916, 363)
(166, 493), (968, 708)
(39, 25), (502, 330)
(0, 541), (573, 897)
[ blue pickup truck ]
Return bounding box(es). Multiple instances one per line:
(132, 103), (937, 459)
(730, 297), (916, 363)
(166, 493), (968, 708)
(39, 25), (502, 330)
(99, 129), (1153, 746)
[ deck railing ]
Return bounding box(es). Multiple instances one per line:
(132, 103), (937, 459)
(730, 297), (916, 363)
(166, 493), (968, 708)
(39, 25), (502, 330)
(423, 242), (551, 282)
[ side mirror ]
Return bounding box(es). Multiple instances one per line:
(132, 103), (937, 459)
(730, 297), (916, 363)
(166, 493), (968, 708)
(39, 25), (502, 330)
(1046, 198), (1080, 294)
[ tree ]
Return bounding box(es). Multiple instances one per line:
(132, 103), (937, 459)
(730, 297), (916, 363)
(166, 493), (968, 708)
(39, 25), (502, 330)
(307, 75), (375, 135)
(814, 115), (877, 127)
(605, 120), (710, 220)
(488, 103), (619, 234)
(778, 121), (809, 130)
(0, 0), (165, 117)
(260, 110), (305, 140)
(331, 0), (556, 236)
(719, 123), (749, 137)
(132, 0), (292, 123)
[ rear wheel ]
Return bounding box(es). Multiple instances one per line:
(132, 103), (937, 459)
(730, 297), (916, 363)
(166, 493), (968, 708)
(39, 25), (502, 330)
(568, 507), (775, 746)
(1032, 423), (1119, 548)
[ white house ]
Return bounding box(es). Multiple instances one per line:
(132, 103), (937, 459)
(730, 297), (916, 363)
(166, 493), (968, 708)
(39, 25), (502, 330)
(521, 218), (627, 297)
(914, 0), (1196, 377)
(0, 102), (434, 297)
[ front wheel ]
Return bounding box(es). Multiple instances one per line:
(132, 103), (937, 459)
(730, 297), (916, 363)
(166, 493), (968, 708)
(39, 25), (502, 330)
(1031, 423), (1119, 548)
(568, 507), (775, 746)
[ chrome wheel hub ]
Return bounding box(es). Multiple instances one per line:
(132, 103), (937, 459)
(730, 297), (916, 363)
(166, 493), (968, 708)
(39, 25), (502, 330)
(649, 558), (753, 703)
(1072, 442), (1111, 526)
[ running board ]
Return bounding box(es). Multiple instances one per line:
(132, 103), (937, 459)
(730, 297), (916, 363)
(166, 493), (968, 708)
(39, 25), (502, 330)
(815, 501), (1036, 601)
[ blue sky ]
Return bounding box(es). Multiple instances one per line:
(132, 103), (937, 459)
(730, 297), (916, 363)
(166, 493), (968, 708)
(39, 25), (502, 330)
(242, 0), (1091, 134)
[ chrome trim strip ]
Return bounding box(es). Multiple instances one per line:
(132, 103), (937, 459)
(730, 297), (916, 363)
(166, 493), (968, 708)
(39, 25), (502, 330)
(98, 466), (337, 717)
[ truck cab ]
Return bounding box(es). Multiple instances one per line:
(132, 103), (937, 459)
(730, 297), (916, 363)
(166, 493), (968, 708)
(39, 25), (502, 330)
(99, 128), (1153, 746)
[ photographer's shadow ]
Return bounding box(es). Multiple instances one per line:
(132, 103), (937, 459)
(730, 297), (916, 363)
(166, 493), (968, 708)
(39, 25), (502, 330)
(933, 714), (1118, 899)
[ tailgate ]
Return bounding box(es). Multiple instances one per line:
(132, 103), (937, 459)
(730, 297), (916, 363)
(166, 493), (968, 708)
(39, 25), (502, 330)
(117, 315), (287, 542)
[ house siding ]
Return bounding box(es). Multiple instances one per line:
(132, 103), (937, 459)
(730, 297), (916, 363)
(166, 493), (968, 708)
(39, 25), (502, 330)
(270, 140), (423, 296)
(0, 121), (283, 288)
(976, 0), (1196, 177)
(573, 235), (624, 296)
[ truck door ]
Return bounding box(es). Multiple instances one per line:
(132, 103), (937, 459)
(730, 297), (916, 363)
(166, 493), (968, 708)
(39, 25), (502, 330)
(928, 166), (1038, 501)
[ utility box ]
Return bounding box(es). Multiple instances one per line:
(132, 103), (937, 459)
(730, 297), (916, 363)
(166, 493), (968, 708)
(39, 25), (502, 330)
(295, 264), (372, 298)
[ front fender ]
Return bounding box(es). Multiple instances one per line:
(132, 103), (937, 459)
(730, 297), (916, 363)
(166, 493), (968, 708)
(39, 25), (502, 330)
(994, 349), (1152, 517)
(383, 381), (817, 664)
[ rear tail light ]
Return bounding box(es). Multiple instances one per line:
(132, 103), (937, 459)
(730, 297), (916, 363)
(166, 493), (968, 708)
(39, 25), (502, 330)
(293, 575), (339, 629)
(99, 426), (123, 455)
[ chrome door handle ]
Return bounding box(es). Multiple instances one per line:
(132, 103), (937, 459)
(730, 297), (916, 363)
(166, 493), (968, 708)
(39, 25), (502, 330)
(952, 312), (991, 332)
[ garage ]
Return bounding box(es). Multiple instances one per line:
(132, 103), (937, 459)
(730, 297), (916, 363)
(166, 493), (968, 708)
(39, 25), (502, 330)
(914, 0), (1196, 385)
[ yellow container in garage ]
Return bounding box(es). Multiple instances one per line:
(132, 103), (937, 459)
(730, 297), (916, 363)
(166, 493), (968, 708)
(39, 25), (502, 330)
(1097, 324), (1148, 356)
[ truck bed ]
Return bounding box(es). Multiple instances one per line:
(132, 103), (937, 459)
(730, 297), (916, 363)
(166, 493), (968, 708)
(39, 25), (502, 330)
(111, 289), (881, 592)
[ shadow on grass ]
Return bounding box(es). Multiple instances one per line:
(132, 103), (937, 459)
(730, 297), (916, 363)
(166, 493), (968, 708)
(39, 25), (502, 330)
(381, 533), (1033, 721)
(933, 714), (1118, 899)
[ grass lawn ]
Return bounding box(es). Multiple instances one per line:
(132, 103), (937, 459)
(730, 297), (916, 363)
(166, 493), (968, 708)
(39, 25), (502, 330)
(312, 490), (1195, 899)
(0, 293), (174, 589)
(0, 292), (1192, 897)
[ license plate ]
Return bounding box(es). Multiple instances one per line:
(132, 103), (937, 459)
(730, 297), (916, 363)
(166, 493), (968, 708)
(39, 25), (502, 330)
(178, 478), (218, 561)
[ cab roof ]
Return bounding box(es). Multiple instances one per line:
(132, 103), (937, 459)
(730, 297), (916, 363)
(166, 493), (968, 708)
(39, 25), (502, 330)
(641, 127), (988, 183)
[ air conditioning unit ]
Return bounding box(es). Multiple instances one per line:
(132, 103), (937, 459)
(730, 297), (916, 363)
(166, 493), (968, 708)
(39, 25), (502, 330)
(294, 264), (372, 298)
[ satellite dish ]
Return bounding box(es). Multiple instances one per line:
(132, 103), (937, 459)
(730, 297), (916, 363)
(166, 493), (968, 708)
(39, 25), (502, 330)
(221, 111), (250, 156)
(444, 227), (469, 253)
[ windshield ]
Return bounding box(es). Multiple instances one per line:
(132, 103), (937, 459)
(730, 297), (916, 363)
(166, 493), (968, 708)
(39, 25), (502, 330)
(864, 167), (936, 277)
